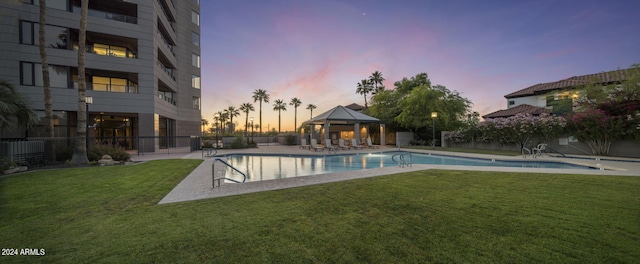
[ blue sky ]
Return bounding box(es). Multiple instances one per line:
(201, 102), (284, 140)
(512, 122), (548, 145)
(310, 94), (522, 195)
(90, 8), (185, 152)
(200, 0), (640, 131)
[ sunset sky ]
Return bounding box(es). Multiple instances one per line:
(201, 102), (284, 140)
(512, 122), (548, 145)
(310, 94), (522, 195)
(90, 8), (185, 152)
(200, 0), (640, 132)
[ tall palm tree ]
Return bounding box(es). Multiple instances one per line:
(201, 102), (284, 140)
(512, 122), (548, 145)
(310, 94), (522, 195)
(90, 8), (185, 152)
(289, 97), (302, 131)
(272, 99), (287, 133)
(224, 106), (240, 132)
(201, 118), (209, 136)
(356, 79), (373, 108)
(239, 102), (254, 137)
(306, 104), (317, 118)
(369, 71), (386, 94)
(71, 0), (89, 165)
(252, 89), (270, 134)
(220, 111), (229, 134)
(0, 80), (38, 131)
(39, 0), (56, 162)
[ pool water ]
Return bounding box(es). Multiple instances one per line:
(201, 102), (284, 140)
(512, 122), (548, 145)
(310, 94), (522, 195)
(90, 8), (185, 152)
(221, 152), (593, 183)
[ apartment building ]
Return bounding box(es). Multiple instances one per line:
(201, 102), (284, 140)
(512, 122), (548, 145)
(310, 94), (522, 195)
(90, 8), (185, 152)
(0, 0), (202, 151)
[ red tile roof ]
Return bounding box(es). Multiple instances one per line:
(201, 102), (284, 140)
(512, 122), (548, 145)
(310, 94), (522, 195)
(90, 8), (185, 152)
(505, 68), (636, 98)
(482, 104), (548, 119)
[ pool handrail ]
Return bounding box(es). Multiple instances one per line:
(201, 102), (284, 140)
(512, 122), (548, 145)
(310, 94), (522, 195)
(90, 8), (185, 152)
(212, 158), (246, 188)
(392, 152), (412, 167)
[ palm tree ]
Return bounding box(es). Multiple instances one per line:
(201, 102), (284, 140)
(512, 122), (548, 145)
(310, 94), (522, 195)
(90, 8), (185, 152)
(252, 89), (270, 134)
(289, 97), (302, 131)
(239, 102), (254, 137)
(39, 0), (56, 162)
(306, 104), (317, 118)
(369, 71), (386, 94)
(0, 80), (38, 131)
(272, 99), (287, 133)
(220, 111), (229, 134)
(224, 106), (240, 132)
(356, 79), (373, 108)
(201, 118), (209, 136)
(71, 0), (89, 165)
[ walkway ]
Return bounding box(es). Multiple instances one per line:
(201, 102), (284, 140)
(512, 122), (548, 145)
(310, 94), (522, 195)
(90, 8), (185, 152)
(126, 145), (640, 205)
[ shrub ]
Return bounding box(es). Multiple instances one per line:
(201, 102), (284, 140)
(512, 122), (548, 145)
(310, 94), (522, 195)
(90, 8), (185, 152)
(1, 156), (17, 171)
(88, 144), (130, 162)
(230, 136), (248, 149)
(285, 134), (296, 145)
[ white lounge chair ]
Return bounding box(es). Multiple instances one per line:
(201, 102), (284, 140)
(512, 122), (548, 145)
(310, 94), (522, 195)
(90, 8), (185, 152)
(351, 139), (363, 150)
(325, 139), (339, 152)
(310, 139), (324, 151)
(338, 139), (351, 150)
(366, 138), (379, 149)
(300, 138), (310, 150)
(532, 143), (547, 158)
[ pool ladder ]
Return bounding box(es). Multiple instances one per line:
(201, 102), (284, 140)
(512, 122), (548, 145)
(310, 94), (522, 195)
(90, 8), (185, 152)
(392, 152), (412, 167)
(212, 158), (246, 188)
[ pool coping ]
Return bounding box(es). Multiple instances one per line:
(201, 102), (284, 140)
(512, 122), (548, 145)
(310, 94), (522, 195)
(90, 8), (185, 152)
(156, 146), (640, 204)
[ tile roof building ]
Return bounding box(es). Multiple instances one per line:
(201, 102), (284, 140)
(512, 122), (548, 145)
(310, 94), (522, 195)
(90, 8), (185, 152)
(483, 68), (635, 119)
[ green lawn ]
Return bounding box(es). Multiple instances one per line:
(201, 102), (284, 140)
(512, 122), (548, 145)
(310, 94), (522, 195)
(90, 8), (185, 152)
(1, 159), (639, 263)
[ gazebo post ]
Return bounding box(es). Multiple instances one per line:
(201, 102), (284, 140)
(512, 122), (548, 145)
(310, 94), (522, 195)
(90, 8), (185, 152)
(324, 121), (330, 142)
(354, 123), (360, 145)
(380, 124), (386, 146)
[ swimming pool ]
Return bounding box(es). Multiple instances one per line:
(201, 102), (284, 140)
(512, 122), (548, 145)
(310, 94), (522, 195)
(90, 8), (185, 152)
(219, 151), (594, 183)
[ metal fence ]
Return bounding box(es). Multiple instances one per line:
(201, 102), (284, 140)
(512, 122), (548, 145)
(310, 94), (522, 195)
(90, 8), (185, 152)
(1, 136), (201, 167)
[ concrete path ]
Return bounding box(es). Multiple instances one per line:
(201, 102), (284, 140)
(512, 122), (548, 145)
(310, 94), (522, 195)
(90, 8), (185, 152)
(127, 145), (640, 205)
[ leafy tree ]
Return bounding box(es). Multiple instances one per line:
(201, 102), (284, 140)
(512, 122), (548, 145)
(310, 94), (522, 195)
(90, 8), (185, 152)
(273, 99), (287, 133)
(240, 102), (254, 137)
(393, 73), (431, 94)
(306, 104), (317, 118)
(71, 0), (89, 166)
(567, 65), (640, 155)
(356, 79), (373, 107)
(365, 89), (403, 131)
(0, 80), (38, 130)
(252, 89), (270, 134)
(289, 97), (302, 131)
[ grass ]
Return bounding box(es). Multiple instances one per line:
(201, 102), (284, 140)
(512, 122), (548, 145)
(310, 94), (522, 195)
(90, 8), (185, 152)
(1, 159), (639, 263)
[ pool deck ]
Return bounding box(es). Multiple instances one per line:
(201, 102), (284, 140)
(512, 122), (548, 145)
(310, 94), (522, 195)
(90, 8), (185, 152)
(131, 145), (640, 205)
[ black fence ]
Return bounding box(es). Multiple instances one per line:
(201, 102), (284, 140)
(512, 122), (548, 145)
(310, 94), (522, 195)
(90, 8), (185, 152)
(1, 136), (201, 167)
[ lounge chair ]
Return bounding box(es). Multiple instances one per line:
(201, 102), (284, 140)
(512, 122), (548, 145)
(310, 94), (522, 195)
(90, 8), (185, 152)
(532, 143), (547, 158)
(338, 139), (351, 150)
(351, 139), (363, 150)
(300, 138), (310, 150)
(310, 139), (324, 151)
(325, 139), (339, 152)
(366, 138), (379, 149)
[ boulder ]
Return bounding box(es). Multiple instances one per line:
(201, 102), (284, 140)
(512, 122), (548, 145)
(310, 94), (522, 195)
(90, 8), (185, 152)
(98, 155), (115, 166)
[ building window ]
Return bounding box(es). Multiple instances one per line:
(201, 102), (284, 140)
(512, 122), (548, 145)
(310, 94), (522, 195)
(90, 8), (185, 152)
(20, 62), (69, 88)
(89, 76), (138, 93)
(508, 100), (515, 106)
(192, 75), (201, 89)
(192, 11), (200, 26)
(192, 32), (200, 46)
(20, 21), (68, 49)
(24, 0), (69, 11)
(193, 97), (201, 110)
(192, 53), (200, 68)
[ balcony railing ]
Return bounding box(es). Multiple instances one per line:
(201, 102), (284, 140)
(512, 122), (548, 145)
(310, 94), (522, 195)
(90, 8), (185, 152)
(157, 92), (176, 105)
(74, 82), (138, 93)
(156, 30), (175, 57)
(157, 62), (176, 81)
(72, 5), (138, 24)
(74, 44), (137, 59)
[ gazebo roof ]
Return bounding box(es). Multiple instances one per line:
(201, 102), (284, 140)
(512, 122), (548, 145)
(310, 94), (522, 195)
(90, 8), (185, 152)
(302, 105), (380, 125)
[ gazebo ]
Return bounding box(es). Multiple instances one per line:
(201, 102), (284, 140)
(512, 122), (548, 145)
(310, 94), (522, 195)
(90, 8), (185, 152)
(301, 105), (386, 146)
